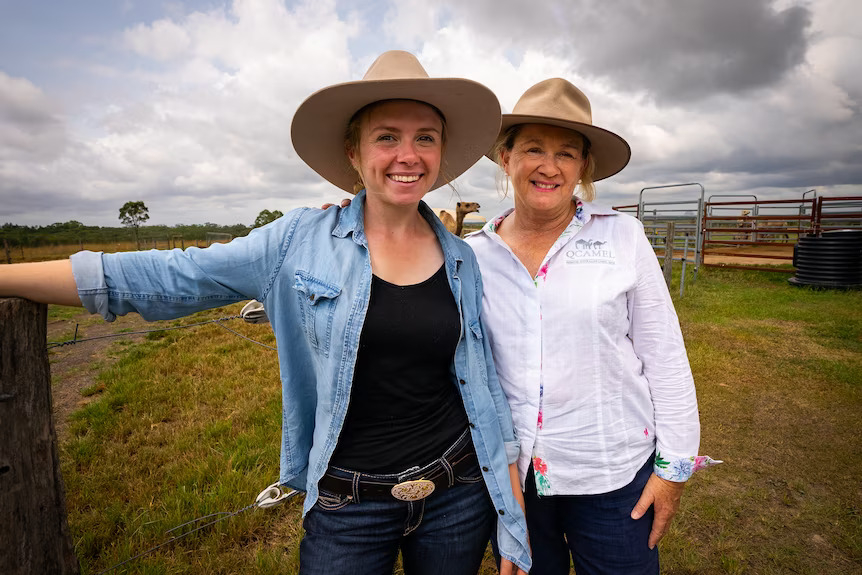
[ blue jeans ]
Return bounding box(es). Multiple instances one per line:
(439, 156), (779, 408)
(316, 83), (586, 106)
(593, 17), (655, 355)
(299, 478), (495, 574)
(524, 455), (658, 575)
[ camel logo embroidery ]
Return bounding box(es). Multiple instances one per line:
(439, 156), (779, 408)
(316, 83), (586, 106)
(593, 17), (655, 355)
(566, 238), (616, 265)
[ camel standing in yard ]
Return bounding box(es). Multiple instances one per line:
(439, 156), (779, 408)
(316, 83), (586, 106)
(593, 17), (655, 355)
(735, 209), (755, 241)
(437, 202), (480, 237)
(735, 209), (790, 241)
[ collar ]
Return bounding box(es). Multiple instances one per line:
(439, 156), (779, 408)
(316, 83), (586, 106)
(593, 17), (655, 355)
(333, 189), (366, 244)
(478, 198), (620, 237)
(578, 200), (620, 219)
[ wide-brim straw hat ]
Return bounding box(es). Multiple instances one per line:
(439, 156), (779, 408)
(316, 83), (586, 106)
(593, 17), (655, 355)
(291, 50), (502, 193)
(492, 78), (631, 181)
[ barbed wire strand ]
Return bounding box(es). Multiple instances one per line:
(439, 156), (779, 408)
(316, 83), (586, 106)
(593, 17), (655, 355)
(91, 505), (252, 575)
(46, 315), (277, 352)
(93, 490), (301, 575)
(214, 319), (278, 350)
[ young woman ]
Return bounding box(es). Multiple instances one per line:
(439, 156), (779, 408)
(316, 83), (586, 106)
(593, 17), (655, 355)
(1, 51), (531, 574)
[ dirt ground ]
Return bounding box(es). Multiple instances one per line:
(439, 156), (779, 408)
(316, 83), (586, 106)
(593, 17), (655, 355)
(701, 244), (794, 266)
(47, 311), (168, 437)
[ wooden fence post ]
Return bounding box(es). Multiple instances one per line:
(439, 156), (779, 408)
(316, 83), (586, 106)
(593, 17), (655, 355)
(0, 298), (80, 574)
(663, 222), (675, 287)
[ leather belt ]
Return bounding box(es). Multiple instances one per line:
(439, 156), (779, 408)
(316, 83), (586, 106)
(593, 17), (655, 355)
(319, 429), (479, 502)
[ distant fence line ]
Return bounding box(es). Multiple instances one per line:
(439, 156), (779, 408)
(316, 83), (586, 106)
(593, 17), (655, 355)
(0, 224), (251, 251)
(614, 190), (862, 276)
(3, 234), (241, 265)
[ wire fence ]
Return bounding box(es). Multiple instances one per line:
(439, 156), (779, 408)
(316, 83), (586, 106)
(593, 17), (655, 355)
(45, 309), (286, 574)
(46, 314), (277, 351)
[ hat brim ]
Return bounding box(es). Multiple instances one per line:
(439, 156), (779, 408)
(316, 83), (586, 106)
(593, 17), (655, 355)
(291, 78), (501, 193)
(488, 115), (631, 181)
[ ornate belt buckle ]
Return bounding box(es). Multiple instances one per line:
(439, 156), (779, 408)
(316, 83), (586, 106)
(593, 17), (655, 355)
(391, 479), (435, 501)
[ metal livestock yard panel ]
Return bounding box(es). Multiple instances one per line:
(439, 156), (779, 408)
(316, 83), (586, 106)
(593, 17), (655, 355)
(610, 183), (706, 295)
(814, 196), (862, 233)
(616, 189), (862, 277)
(638, 183), (705, 276)
(701, 197), (816, 272)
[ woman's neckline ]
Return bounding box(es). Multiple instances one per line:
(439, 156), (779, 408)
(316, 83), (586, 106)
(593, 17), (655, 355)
(372, 264), (445, 289)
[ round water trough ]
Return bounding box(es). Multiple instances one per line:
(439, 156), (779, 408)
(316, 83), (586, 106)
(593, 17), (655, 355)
(789, 230), (862, 288)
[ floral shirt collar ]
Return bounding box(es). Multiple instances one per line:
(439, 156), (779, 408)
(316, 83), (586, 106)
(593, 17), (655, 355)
(482, 200), (588, 286)
(485, 199), (587, 233)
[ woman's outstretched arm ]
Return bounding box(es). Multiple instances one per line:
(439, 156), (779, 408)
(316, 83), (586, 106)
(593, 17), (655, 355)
(0, 260), (82, 307)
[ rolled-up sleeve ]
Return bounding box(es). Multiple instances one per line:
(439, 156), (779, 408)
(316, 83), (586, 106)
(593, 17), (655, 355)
(71, 250), (116, 321)
(69, 210), (304, 322)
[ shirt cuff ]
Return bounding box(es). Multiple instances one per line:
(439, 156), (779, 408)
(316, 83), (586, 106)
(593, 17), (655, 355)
(496, 519), (531, 573)
(654, 452), (723, 482)
(69, 251), (116, 322)
(504, 439), (520, 465)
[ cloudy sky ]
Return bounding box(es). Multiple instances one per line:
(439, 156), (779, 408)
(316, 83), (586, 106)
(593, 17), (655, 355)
(1, 0), (860, 227)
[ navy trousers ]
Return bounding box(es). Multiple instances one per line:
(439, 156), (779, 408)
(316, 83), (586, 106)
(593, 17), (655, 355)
(524, 455), (659, 575)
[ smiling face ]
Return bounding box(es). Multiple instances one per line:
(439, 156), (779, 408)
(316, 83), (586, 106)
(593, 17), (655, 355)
(346, 99), (444, 208)
(501, 123), (588, 214)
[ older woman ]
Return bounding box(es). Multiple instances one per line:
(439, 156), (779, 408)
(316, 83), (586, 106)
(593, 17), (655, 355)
(0, 51), (531, 574)
(465, 79), (719, 575)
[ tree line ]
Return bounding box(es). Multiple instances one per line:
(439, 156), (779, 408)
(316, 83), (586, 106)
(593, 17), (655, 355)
(0, 220), (252, 248)
(1, 203), (285, 249)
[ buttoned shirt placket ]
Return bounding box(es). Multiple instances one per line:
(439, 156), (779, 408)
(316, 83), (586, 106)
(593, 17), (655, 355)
(483, 202), (587, 494)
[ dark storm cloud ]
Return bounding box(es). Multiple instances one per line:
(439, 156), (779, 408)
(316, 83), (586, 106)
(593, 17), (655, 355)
(575, 0), (811, 102)
(452, 0), (811, 103)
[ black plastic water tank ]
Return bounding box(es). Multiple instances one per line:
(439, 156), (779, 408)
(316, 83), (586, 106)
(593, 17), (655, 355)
(789, 230), (862, 288)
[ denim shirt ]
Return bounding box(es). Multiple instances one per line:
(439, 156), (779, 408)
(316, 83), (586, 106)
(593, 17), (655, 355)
(70, 190), (531, 571)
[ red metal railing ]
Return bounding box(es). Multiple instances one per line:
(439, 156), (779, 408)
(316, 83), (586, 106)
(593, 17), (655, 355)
(616, 193), (862, 274)
(700, 198), (815, 272)
(813, 196), (862, 234)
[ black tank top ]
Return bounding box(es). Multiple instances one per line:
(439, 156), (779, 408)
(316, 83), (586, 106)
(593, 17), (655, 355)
(329, 264), (468, 472)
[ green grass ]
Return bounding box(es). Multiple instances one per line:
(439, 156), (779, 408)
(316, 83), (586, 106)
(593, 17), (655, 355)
(58, 304), (298, 574)
(48, 304), (88, 321)
(53, 272), (862, 574)
(46, 306), (104, 344)
(665, 267), (862, 574)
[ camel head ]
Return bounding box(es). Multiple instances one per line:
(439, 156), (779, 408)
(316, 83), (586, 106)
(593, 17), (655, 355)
(456, 201), (480, 215)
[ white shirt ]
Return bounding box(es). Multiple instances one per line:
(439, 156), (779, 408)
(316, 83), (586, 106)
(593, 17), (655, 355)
(466, 200), (702, 495)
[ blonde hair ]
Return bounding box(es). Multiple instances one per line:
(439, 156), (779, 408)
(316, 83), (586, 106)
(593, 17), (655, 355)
(492, 124), (596, 202)
(344, 99), (450, 195)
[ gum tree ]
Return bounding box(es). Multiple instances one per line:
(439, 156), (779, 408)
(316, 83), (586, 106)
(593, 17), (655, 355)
(119, 201), (149, 250)
(253, 209), (283, 228)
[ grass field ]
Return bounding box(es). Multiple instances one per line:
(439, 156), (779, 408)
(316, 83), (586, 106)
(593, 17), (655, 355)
(48, 266), (861, 574)
(3, 240), (214, 264)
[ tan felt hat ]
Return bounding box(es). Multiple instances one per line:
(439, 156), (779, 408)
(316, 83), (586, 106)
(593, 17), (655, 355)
(291, 50), (502, 193)
(494, 78), (631, 181)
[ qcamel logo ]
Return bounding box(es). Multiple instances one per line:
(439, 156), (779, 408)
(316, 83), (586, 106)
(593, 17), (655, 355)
(566, 239), (615, 264)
